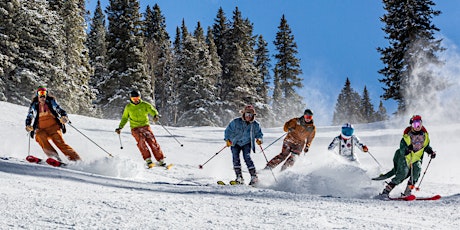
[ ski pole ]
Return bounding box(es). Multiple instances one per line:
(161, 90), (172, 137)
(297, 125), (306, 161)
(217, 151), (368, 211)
(409, 152), (414, 189)
(27, 132), (31, 156)
(259, 144), (278, 183)
(156, 121), (184, 147)
(260, 132), (287, 152)
(118, 133), (123, 149)
(198, 145), (227, 169)
(67, 121), (113, 157)
(415, 157), (433, 191)
(367, 151), (382, 168)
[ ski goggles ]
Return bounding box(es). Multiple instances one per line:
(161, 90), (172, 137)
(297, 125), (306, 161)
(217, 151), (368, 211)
(412, 120), (422, 129)
(304, 114), (313, 120)
(244, 112), (254, 117)
(37, 90), (47, 97)
(130, 96), (141, 102)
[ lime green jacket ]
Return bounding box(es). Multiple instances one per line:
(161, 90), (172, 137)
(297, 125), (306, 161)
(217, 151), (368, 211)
(118, 100), (159, 129)
(402, 131), (430, 165)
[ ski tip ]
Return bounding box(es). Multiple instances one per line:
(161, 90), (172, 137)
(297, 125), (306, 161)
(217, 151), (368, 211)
(217, 181), (226, 185)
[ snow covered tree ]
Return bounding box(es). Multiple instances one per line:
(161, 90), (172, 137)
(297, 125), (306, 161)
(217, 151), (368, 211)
(54, 0), (94, 115)
(143, 4), (174, 123)
(254, 35), (271, 104)
(175, 21), (222, 126)
(101, 0), (151, 118)
(378, 0), (444, 114)
(272, 14), (305, 123)
(0, 0), (21, 101)
(375, 100), (389, 122)
(360, 86), (376, 123)
(332, 78), (362, 125)
(4, 0), (65, 105)
(87, 0), (108, 110)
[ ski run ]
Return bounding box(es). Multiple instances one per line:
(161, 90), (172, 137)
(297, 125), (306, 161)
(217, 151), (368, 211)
(1, 102), (459, 229)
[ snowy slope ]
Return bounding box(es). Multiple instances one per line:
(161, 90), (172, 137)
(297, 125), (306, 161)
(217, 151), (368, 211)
(1, 101), (459, 229)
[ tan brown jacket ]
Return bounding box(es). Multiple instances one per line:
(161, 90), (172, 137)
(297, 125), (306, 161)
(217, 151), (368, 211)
(283, 117), (316, 148)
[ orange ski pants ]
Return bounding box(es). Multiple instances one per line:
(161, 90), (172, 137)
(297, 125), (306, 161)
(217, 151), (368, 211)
(131, 126), (164, 161)
(35, 114), (80, 161)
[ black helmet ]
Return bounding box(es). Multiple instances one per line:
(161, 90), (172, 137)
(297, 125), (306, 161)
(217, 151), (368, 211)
(130, 90), (141, 98)
(304, 109), (313, 116)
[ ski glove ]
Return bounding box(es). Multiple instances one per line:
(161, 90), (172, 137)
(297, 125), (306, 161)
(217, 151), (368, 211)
(362, 145), (369, 152)
(115, 128), (121, 134)
(304, 146), (309, 153)
(152, 115), (159, 123)
(430, 152), (436, 159)
(25, 125), (34, 132)
(405, 144), (414, 155)
(256, 139), (263, 145)
(225, 140), (232, 147)
(60, 116), (69, 124)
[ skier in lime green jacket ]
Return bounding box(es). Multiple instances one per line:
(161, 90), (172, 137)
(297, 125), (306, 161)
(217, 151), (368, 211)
(115, 90), (166, 168)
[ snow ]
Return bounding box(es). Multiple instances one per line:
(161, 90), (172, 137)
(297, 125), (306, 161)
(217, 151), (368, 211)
(1, 101), (459, 229)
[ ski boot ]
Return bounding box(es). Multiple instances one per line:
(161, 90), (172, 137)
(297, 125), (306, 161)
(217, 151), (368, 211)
(248, 168), (258, 186)
(377, 182), (395, 200)
(146, 158), (155, 168)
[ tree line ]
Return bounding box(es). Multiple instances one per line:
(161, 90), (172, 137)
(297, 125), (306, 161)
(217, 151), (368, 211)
(0, 0), (444, 126)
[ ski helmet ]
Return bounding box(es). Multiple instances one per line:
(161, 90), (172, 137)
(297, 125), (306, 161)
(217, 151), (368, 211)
(36, 86), (47, 97)
(130, 90), (141, 98)
(341, 123), (354, 139)
(409, 115), (422, 124)
(304, 109), (313, 116)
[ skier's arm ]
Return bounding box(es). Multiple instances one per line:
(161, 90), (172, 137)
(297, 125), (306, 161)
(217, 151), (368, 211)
(118, 105), (130, 129)
(328, 136), (340, 150)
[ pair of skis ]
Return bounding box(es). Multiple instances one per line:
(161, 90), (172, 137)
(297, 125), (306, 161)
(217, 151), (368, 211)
(389, 194), (441, 201)
(26, 155), (66, 167)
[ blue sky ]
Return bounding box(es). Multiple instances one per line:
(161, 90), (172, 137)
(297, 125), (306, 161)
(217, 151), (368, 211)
(86, 0), (460, 125)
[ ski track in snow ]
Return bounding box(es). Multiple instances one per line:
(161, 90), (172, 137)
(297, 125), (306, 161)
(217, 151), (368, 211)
(1, 101), (460, 229)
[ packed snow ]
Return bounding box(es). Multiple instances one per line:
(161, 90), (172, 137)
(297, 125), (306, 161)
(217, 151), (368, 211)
(1, 101), (459, 229)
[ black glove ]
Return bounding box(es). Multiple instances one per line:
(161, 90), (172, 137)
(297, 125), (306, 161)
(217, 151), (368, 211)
(304, 146), (309, 153)
(405, 144), (413, 155)
(430, 152), (436, 159)
(115, 128), (121, 134)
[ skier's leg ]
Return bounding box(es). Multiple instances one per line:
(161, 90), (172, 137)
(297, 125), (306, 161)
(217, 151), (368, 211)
(281, 153), (299, 171)
(390, 149), (410, 185)
(142, 126), (165, 161)
(50, 128), (80, 161)
(131, 128), (151, 161)
(231, 145), (244, 183)
(34, 129), (59, 159)
(266, 141), (291, 169)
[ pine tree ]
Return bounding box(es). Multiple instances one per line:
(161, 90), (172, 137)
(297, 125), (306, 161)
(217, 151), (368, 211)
(378, 0), (444, 114)
(87, 0), (108, 109)
(6, 0), (65, 105)
(102, 0), (151, 118)
(54, 0), (94, 115)
(144, 4), (173, 123)
(375, 100), (389, 121)
(0, 0), (20, 101)
(272, 15), (304, 123)
(254, 35), (271, 104)
(332, 78), (362, 125)
(360, 86), (376, 123)
(218, 7), (261, 123)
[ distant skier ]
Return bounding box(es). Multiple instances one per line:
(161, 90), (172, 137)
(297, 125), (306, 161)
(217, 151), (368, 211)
(328, 123), (369, 163)
(25, 86), (81, 162)
(115, 90), (167, 168)
(224, 105), (263, 185)
(265, 109), (316, 171)
(375, 115), (437, 199)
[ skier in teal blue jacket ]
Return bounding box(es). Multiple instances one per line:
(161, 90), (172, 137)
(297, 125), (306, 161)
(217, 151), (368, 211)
(224, 105), (263, 185)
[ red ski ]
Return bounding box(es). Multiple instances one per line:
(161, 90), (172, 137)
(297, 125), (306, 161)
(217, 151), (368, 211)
(388, 194), (416, 201)
(415, 194), (441, 201)
(26, 155), (66, 167)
